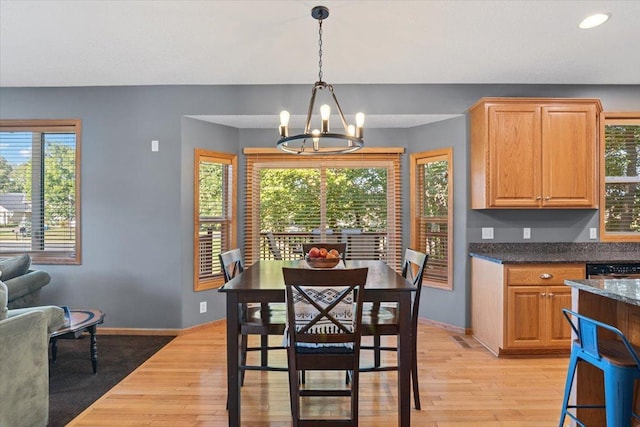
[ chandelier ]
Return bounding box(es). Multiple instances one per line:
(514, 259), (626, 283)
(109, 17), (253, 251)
(277, 5), (364, 155)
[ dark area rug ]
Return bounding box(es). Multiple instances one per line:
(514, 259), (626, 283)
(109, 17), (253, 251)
(48, 334), (174, 427)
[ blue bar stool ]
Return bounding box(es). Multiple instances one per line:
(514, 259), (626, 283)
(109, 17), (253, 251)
(559, 309), (640, 427)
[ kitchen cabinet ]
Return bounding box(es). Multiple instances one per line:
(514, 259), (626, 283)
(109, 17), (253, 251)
(471, 258), (584, 356)
(469, 98), (602, 209)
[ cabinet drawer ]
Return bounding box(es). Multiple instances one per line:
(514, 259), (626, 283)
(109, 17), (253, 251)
(507, 264), (584, 285)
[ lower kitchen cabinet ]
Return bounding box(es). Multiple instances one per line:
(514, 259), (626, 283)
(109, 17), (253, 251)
(471, 258), (584, 356)
(506, 285), (571, 349)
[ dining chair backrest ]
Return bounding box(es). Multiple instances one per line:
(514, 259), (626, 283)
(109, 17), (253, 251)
(282, 267), (368, 349)
(402, 248), (429, 324)
(301, 242), (347, 260)
(266, 232), (283, 260)
(218, 249), (244, 283)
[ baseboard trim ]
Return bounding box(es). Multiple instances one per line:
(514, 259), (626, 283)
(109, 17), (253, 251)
(418, 317), (469, 335)
(97, 318), (225, 336)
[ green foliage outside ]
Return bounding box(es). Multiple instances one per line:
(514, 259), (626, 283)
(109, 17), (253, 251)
(259, 167), (387, 232)
(0, 135), (76, 233)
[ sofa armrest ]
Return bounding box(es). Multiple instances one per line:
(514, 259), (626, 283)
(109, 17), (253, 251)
(5, 270), (51, 306)
(0, 310), (50, 427)
(9, 305), (65, 335)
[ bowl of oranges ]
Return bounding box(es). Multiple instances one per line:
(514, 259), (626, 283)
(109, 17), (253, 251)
(305, 247), (341, 268)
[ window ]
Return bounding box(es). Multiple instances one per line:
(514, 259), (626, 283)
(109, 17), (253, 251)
(0, 119), (80, 264)
(244, 148), (403, 270)
(194, 149), (237, 291)
(410, 148), (453, 290)
(600, 112), (640, 241)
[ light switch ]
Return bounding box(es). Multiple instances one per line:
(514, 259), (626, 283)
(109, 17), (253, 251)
(589, 228), (597, 239)
(523, 228), (531, 239)
(151, 140), (159, 152)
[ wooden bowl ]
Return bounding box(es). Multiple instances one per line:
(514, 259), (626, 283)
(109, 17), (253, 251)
(305, 255), (341, 269)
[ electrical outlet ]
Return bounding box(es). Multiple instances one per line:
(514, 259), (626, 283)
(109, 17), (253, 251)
(151, 140), (159, 152)
(481, 227), (494, 239)
(589, 228), (598, 240)
(199, 301), (207, 314)
(523, 227), (531, 239)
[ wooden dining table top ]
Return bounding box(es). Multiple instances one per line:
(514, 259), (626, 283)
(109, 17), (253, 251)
(219, 259), (415, 294)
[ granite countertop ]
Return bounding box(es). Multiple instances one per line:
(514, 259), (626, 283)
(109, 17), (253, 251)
(565, 279), (640, 307)
(469, 242), (640, 264)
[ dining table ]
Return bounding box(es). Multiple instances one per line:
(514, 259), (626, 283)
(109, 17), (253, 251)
(218, 259), (416, 427)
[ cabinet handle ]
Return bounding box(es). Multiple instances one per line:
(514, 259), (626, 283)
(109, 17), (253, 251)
(536, 196), (542, 200)
(545, 196), (551, 200)
(541, 293), (546, 297)
(548, 293), (554, 297)
(540, 273), (553, 279)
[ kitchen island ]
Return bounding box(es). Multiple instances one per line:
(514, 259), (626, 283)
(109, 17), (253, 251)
(564, 278), (640, 427)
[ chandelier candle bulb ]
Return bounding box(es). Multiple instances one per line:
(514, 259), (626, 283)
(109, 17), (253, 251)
(320, 104), (331, 133)
(279, 110), (290, 137)
(312, 129), (320, 151)
(356, 112), (365, 138)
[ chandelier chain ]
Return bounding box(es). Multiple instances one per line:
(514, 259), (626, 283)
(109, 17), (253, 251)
(318, 19), (323, 82)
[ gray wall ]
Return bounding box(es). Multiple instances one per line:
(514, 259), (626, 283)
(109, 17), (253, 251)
(1, 84), (639, 330)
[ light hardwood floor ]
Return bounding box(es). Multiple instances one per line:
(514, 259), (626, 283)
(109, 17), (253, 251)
(68, 320), (570, 426)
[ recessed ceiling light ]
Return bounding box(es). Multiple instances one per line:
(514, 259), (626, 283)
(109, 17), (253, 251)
(579, 13), (611, 29)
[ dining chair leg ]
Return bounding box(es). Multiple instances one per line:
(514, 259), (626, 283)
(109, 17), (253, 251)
(411, 333), (421, 410)
(260, 334), (269, 366)
(288, 368), (301, 426)
(260, 303), (270, 367)
(374, 334), (381, 367)
(240, 334), (248, 386)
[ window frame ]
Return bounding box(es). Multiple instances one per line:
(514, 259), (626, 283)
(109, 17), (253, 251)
(243, 147), (404, 271)
(410, 148), (453, 290)
(0, 119), (81, 264)
(193, 149), (237, 291)
(599, 112), (640, 242)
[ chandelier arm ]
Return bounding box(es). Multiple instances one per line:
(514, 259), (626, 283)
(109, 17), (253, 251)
(304, 84), (320, 134)
(327, 85), (350, 132)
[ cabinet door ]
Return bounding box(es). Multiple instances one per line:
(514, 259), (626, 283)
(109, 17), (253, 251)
(544, 286), (572, 348)
(488, 105), (541, 207)
(541, 104), (598, 207)
(507, 286), (545, 348)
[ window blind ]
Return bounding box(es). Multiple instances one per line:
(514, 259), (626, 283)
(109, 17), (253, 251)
(410, 148), (453, 290)
(244, 148), (404, 271)
(194, 149), (237, 291)
(0, 120), (80, 264)
(602, 115), (640, 239)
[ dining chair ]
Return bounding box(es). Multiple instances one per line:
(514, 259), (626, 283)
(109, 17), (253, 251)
(219, 249), (286, 385)
(558, 309), (640, 427)
(282, 266), (369, 427)
(301, 242), (347, 260)
(360, 248), (428, 410)
(266, 232), (283, 260)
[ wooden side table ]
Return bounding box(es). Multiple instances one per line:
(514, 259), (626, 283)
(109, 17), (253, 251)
(50, 309), (106, 374)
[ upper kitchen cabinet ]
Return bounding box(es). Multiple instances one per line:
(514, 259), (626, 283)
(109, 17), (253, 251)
(469, 98), (602, 209)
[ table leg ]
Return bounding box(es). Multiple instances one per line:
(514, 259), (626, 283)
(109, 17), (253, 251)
(88, 325), (98, 374)
(397, 292), (412, 427)
(51, 337), (58, 362)
(226, 294), (241, 426)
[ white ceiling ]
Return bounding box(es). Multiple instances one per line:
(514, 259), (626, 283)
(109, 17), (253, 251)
(2, 0), (639, 88)
(1, 1), (638, 128)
